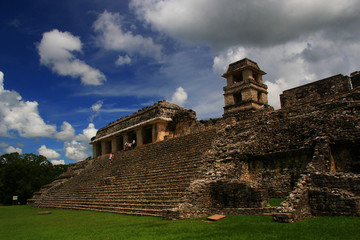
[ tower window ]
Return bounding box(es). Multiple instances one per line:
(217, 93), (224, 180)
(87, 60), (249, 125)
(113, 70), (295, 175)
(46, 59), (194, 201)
(233, 73), (243, 83)
(257, 92), (262, 102)
(253, 73), (258, 81)
(233, 92), (242, 104)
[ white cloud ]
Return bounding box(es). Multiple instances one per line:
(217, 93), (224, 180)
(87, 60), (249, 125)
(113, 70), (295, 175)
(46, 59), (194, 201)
(64, 140), (90, 161)
(90, 100), (104, 122)
(213, 47), (247, 74)
(0, 71), (57, 138)
(51, 159), (65, 165)
(129, 0), (360, 112)
(0, 142), (9, 148)
(75, 123), (97, 142)
(4, 146), (22, 154)
(115, 55), (132, 66)
(64, 123), (97, 161)
(0, 71), (4, 92)
(93, 11), (162, 61)
(37, 29), (106, 86)
(38, 145), (61, 159)
(55, 121), (76, 141)
(91, 100), (103, 112)
(265, 79), (291, 110)
(170, 87), (187, 107)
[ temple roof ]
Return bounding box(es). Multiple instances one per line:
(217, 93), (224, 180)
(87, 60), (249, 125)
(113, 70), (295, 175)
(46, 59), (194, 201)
(92, 100), (188, 141)
(222, 58), (266, 77)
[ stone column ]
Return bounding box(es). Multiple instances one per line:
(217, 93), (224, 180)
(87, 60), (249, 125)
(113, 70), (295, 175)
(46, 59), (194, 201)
(111, 138), (117, 152)
(101, 141), (106, 156)
(92, 144), (97, 158)
(155, 122), (168, 142)
(123, 134), (129, 145)
(152, 124), (157, 143)
(136, 128), (143, 146)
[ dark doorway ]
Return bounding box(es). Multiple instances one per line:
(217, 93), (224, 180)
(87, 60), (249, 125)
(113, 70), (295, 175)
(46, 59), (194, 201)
(128, 131), (137, 144)
(95, 143), (102, 157)
(143, 125), (153, 145)
(105, 141), (112, 154)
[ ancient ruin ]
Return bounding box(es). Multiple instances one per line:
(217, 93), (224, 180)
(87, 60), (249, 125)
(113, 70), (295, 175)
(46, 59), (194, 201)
(29, 58), (360, 222)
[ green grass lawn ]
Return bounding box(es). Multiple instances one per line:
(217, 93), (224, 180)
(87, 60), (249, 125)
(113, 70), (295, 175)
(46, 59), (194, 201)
(1, 205), (359, 240)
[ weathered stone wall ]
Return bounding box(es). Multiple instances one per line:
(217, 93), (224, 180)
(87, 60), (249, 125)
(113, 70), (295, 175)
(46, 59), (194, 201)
(351, 71), (360, 89)
(331, 140), (360, 173)
(309, 188), (360, 216)
(273, 137), (360, 222)
(309, 172), (360, 217)
(210, 179), (268, 208)
(311, 173), (360, 195)
(171, 87), (360, 220)
(243, 150), (313, 198)
(273, 173), (312, 223)
(280, 74), (351, 108)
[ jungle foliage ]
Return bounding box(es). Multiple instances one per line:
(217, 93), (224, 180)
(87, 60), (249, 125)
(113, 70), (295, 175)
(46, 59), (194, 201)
(0, 153), (67, 205)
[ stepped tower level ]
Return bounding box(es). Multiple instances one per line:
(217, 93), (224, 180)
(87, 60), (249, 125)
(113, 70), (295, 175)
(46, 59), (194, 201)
(222, 58), (269, 115)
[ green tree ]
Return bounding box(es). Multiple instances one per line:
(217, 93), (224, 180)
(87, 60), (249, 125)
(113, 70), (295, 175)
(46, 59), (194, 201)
(0, 153), (67, 205)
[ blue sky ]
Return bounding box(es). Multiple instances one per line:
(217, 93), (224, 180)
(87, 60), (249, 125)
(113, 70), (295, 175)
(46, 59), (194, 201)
(1, 0), (360, 164)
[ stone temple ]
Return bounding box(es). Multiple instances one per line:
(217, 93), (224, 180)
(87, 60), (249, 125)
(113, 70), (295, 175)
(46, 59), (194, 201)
(29, 58), (360, 222)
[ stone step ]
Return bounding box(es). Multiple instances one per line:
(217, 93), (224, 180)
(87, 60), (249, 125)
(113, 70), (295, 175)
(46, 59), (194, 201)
(60, 181), (190, 192)
(38, 197), (180, 204)
(36, 200), (177, 209)
(44, 189), (183, 197)
(36, 203), (163, 216)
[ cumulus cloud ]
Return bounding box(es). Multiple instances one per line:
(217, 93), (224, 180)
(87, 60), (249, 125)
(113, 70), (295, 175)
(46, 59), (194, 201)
(170, 87), (188, 107)
(64, 123), (97, 161)
(64, 140), (90, 161)
(128, 0), (360, 112)
(37, 145), (61, 159)
(75, 123), (97, 142)
(130, 0), (360, 49)
(37, 29), (106, 85)
(0, 71), (57, 137)
(93, 11), (162, 61)
(51, 159), (65, 165)
(4, 146), (23, 154)
(55, 121), (76, 141)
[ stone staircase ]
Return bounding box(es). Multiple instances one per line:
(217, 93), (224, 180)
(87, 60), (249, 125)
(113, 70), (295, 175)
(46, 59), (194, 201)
(29, 129), (217, 217)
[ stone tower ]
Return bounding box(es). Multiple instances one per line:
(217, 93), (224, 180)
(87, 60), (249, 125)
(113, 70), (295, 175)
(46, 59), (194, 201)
(222, 58), (268, 116)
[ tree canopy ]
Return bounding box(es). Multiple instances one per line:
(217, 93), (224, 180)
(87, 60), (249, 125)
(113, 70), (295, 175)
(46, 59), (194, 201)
(0, 153), (68, 205)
